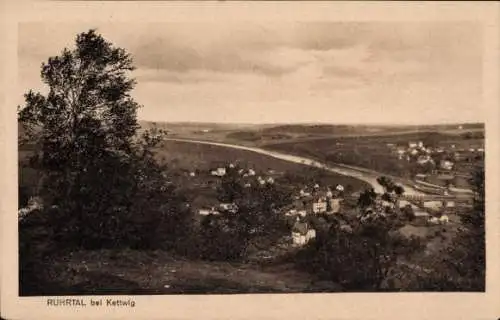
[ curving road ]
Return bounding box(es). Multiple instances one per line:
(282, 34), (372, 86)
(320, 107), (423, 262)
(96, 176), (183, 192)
(164, 138), (425, 196)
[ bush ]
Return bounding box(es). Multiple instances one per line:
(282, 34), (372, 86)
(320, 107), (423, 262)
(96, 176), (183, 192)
(293, 220), (425, 290)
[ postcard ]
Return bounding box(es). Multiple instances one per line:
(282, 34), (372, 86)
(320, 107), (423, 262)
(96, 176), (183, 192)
(1, 1), (499, 319)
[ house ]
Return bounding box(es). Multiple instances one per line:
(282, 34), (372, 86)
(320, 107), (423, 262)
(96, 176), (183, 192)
(219, 203), (238, 213)
(297, 210), (307, 217)
(291, 219), (316, 246)
(247, 169), (256, 176)
(211, 167), (227, 177)
(395, 147), (406, 155)
(440, 160), (454, 170)
(312, 200), (327, 214)
(417, 141), (424, 148)
(257, 177), (266, 185)
(415, 173), (427, 180)
(198, 207), (220, 216)
(189, 172), (196, 177)
(417, 155), (433, 165)
(299, 189), (311, 197)
(408, 142), (418, 148)
(328, 198), (341, 214)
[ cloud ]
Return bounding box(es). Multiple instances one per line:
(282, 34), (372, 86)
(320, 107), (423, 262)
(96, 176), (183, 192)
(17, 21), (483, 124)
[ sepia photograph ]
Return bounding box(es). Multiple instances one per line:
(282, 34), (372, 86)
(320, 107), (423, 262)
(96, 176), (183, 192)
(16, 19), (487, 295)
(2, 1), (500, 320)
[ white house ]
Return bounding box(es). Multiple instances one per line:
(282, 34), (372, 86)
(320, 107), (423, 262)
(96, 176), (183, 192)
(396, 147), (406, 155)
(291, 219), (315, 246)
(408, 142), (418, 148)
(219, 203), (238, 213)
(247, 169), (256, 176)
(440, 160), (454, 170)
(211, 167), (227, 176)
(305, 229), (316, 242)
(439, 215), (450, 224)
(312, 199), (327, 214)
(199, 208), (220, 216)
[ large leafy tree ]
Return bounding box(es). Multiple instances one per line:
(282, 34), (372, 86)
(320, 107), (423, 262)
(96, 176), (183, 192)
(18, 29), (185, 249)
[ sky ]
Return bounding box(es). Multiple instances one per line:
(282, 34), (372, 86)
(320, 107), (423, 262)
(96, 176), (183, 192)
(17, 21), (483, 124)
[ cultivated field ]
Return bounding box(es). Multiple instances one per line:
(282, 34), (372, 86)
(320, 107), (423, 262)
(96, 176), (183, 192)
(150, 121), (485, 147)
(263, 130), (484, 189)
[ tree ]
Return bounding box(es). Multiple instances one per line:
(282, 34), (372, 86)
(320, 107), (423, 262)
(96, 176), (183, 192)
(408, 165), (485, 291)
(295, 213), (424, 290)
(357, 188), (377, 210)
(447, 165), (485, 289)
(200, 171), (292, 260)
(18, 29), (186, 249)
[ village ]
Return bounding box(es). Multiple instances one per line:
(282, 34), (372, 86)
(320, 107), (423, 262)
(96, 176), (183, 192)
(181, 159), (462, 249)
(388, 136), (484, 191)
(13, 22), (487, 299)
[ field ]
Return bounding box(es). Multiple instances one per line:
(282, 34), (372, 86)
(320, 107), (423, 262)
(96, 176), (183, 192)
(263, 130), (484, 188)
(148, 121), (485, 147)
(153, 140), (371, 213)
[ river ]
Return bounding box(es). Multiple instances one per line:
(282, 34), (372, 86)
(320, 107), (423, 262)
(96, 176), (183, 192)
(164, 138), (426, 197)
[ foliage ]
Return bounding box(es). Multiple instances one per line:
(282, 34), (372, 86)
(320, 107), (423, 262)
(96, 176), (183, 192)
(198, 166), (292, 261)
(357, 188), (377, 209)
(406, 165), (485, 291)
(17, 29), (190, 250)
(293, 177), (425, 290)
(295, 218), (424, 290)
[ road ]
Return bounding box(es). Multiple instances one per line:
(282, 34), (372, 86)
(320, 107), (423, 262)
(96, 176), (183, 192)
(164, 138), (425, 196)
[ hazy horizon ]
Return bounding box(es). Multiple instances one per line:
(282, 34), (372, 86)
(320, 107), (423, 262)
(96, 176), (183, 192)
(18, 21), (483, 125)
(139, 119), (485, 126)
